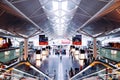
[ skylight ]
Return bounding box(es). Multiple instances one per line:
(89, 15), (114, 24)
(52, 0), (68, 35)
(39, 0), (78, 36)
(62, 1), (68, 10)
(52, 1), (58, 10)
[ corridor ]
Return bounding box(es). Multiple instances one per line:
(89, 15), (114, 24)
(39, 54), (80, 80)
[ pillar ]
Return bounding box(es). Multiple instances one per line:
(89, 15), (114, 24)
(93, 38), (97, 59)
(24, 38), (28, 60)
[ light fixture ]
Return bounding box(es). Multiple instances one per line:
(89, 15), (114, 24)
(79, 60), (84, 66)
(5, 51), (10, 56)
(111, 50), (117, 55)
(74, 49), (79, 55)
(79, 52), (85, 66)
(46, 49), (49, 55)
(42, 56), (47, 61)
(74, 48), (80, 60)
(41, 48), (47, 61)
(36, 54), (41, 59)
(36, 60), (42, 67)
(16, 49), (20, 56)
(36, 50), (41, 67)
(79, 54), (85, 60)
(41, 48), (46, 55)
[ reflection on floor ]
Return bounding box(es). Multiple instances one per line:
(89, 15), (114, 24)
(58, 61), (64, 80)
(39, 54), (80, 80)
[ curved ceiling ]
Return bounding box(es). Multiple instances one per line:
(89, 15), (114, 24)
(0, 0), (120, 39)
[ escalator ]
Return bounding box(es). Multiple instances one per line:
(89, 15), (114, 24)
(70, 60), (119, 80)
(0, 61), (52, 80)
(0, 58), (119, 80)
(78, 68), (120, 80)
(7, 68), (38, 80)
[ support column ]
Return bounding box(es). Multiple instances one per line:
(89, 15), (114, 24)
(93, 38), (97, 59)
(24, 38), (28, 61)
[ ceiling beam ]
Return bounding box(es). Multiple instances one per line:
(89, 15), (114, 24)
(77, 29), (94, 38)
(0, 10), (5, 16)
(4, 0), (44, 32)
(8, 30), (27, 38)
(74, 12), (91, 18)
(76, 0), (114, 31)
(13, 31), (27, 38)
(67, 22), (93, 38)
(98, 0), (111, 2)
(29, 7), (43, 18)
(28, 0), (50, 18)
(11, 0), (30, 4)
(28, 31), (45, 38)
(71, 0), (92, 17)
(94, 32), (106, 38)
(28, 29), (43, 38)
(29, 12), (46, 18)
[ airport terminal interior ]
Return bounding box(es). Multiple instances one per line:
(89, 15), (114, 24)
(1, 0), (120, 80)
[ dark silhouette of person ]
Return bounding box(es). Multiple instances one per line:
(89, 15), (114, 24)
(69, 68), (74, 77)
(8, 38), (12, 47)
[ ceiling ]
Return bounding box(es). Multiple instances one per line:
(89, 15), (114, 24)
(0, 0), (120, 39)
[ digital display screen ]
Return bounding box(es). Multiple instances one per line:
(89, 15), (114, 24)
(39, 35), (48, 45)
(72, 35), (82, 45)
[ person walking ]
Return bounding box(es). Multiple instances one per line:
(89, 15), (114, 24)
(69, 68), (74, 78)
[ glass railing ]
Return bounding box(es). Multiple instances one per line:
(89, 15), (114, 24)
(0, 61), (52, 80)
(75, 69), (106, 80)
(98, 47), (120, 62)
(10, 68), (38, 80)
(70, 61), (116, 80)
(12, 61), (52, 80)
(0, 68), (37, 80)
(75, 68), (120, 80)
(0, 48), (23, 64)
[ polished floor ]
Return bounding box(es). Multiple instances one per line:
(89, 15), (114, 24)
(39, 54), (80, 80)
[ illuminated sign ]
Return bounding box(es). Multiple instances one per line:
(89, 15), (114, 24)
(39, 35), (48, 45)
(72, 35), (82, 45)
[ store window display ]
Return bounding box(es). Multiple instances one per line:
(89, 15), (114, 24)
(0, 37), (12, 49)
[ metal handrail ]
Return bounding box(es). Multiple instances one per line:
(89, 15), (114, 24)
(70, 60), (116, 80)
(75, 68), (120, 80)
(4, 61), (53, 80)
(12, 68), (39, 79)
(75, 69), (106, 80)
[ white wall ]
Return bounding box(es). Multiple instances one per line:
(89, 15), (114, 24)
(82, 35), (92, 46)
(101, 37), (120, 46)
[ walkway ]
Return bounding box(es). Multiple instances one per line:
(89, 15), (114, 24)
(39, 54), (80, 80)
